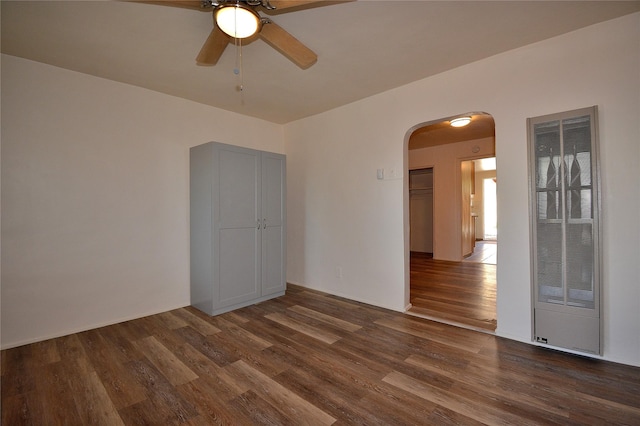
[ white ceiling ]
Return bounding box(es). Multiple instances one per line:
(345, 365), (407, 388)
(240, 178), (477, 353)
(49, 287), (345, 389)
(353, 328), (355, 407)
(3, 1), (639, 124)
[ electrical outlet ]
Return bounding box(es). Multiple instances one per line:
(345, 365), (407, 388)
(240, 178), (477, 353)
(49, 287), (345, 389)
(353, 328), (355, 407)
(336, 267), (343, 279)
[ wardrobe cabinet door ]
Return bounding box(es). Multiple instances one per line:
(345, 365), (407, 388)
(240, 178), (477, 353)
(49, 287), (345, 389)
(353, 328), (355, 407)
(261, 152), (286, 296)
(214, 145), (261, 310)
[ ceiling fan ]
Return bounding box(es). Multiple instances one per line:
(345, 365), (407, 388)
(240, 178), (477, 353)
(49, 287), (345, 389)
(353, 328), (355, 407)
(138, 0), (347, 69)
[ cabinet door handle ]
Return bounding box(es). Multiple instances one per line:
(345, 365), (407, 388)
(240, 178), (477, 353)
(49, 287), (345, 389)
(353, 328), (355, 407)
(257, 220), (261, 230)
(262, 219), (266, 229)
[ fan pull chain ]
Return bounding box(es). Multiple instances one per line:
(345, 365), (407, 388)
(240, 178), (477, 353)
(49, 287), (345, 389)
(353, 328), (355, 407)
(233, 37), (245, 102)
(230, 8), (244, 102)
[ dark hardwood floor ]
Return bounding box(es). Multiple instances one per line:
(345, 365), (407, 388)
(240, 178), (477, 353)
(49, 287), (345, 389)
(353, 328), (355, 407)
(3, 284), (640, 425)
(409, 250), (497, 332)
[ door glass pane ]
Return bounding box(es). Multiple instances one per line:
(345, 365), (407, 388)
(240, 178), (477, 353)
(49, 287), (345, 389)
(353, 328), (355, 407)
(534, 121), (561, 220)
(535, 120), (563, 304)
(537, 222), (563, 304)
(566, 223), (594, 308)
(563, 115), (592, 220)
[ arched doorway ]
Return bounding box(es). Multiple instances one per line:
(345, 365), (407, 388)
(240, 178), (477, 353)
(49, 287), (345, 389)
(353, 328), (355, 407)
(404, 112), (498, 332)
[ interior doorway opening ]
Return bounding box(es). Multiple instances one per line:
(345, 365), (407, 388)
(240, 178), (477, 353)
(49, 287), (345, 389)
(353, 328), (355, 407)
(483, 176), (498, 240)
(462, 157), (497, 264)
(405, 112), (497, 332)
(409, 168), (433, 255)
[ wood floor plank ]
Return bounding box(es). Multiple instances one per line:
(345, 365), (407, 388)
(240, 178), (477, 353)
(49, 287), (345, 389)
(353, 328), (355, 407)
(1, 345), (37, 398)
(118, 398), (179, 425)
(68, 370), (125, 425)
(569, 391), (640, 425)
(357, 391), (436, 425)
(135, 336), (199, 386)
(204, 328), (289, 378)
(382, 370), (526, 425)
(33, 361), (84, 425)
(99, 324), (146, 364)
(29, 339), (61, 366)
(56, 333), (89, 361)
(156, 311), (190, 330)
(405, 353), (571, 420)
(287, 305), (362, 332)
(228, 389), (293, 425)
(171, 308), (222, 335)
(77, 328), (133, 368)
(76, 329), (149, 411)
(331, 325), (457, 391)
(1, 393), (38, 425)
(426, 406), (487, 425)
(245, 316), (394, 385)
(173, 326), (239, 367)
(169, 343), (244, 401)
(224, 360), (336, 425)
(120, 317), (154, 338)
(121, 358), (199, 424)
(3, 283), (640, 424)
(91, 359), (150, 411)
(264, 312), (342, 344)
(272, 366), (370, 422)
(209, 316), (273, 350)
(215, 309), (251, 324)
(176, 379), (256, 425)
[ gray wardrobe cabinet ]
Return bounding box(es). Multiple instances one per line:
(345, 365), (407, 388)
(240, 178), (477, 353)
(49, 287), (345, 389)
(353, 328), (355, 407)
(190, 142), (286, 316)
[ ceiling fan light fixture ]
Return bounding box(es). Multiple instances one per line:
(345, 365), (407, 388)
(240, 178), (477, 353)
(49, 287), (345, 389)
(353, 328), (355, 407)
(450, 116), (472, 127)
(215, 4), (261, 39)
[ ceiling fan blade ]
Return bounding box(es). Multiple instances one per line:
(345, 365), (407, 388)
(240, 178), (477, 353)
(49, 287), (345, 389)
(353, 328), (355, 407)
(196, 25), (231, 66)
(128, 1), (211, 12)
(259, 21), (317, 69)
(266, 0), (351, 11)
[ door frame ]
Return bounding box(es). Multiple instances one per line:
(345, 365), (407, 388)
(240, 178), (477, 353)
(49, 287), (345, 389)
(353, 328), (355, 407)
(403, 112), (497, 327)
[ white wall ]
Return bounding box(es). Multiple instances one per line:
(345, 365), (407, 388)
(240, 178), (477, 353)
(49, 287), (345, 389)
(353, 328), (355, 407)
(285, 109), (408, 311)
(284, 13), (640, 366)
(409, 137), (495, 261)
(1, 55), (283, 348)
